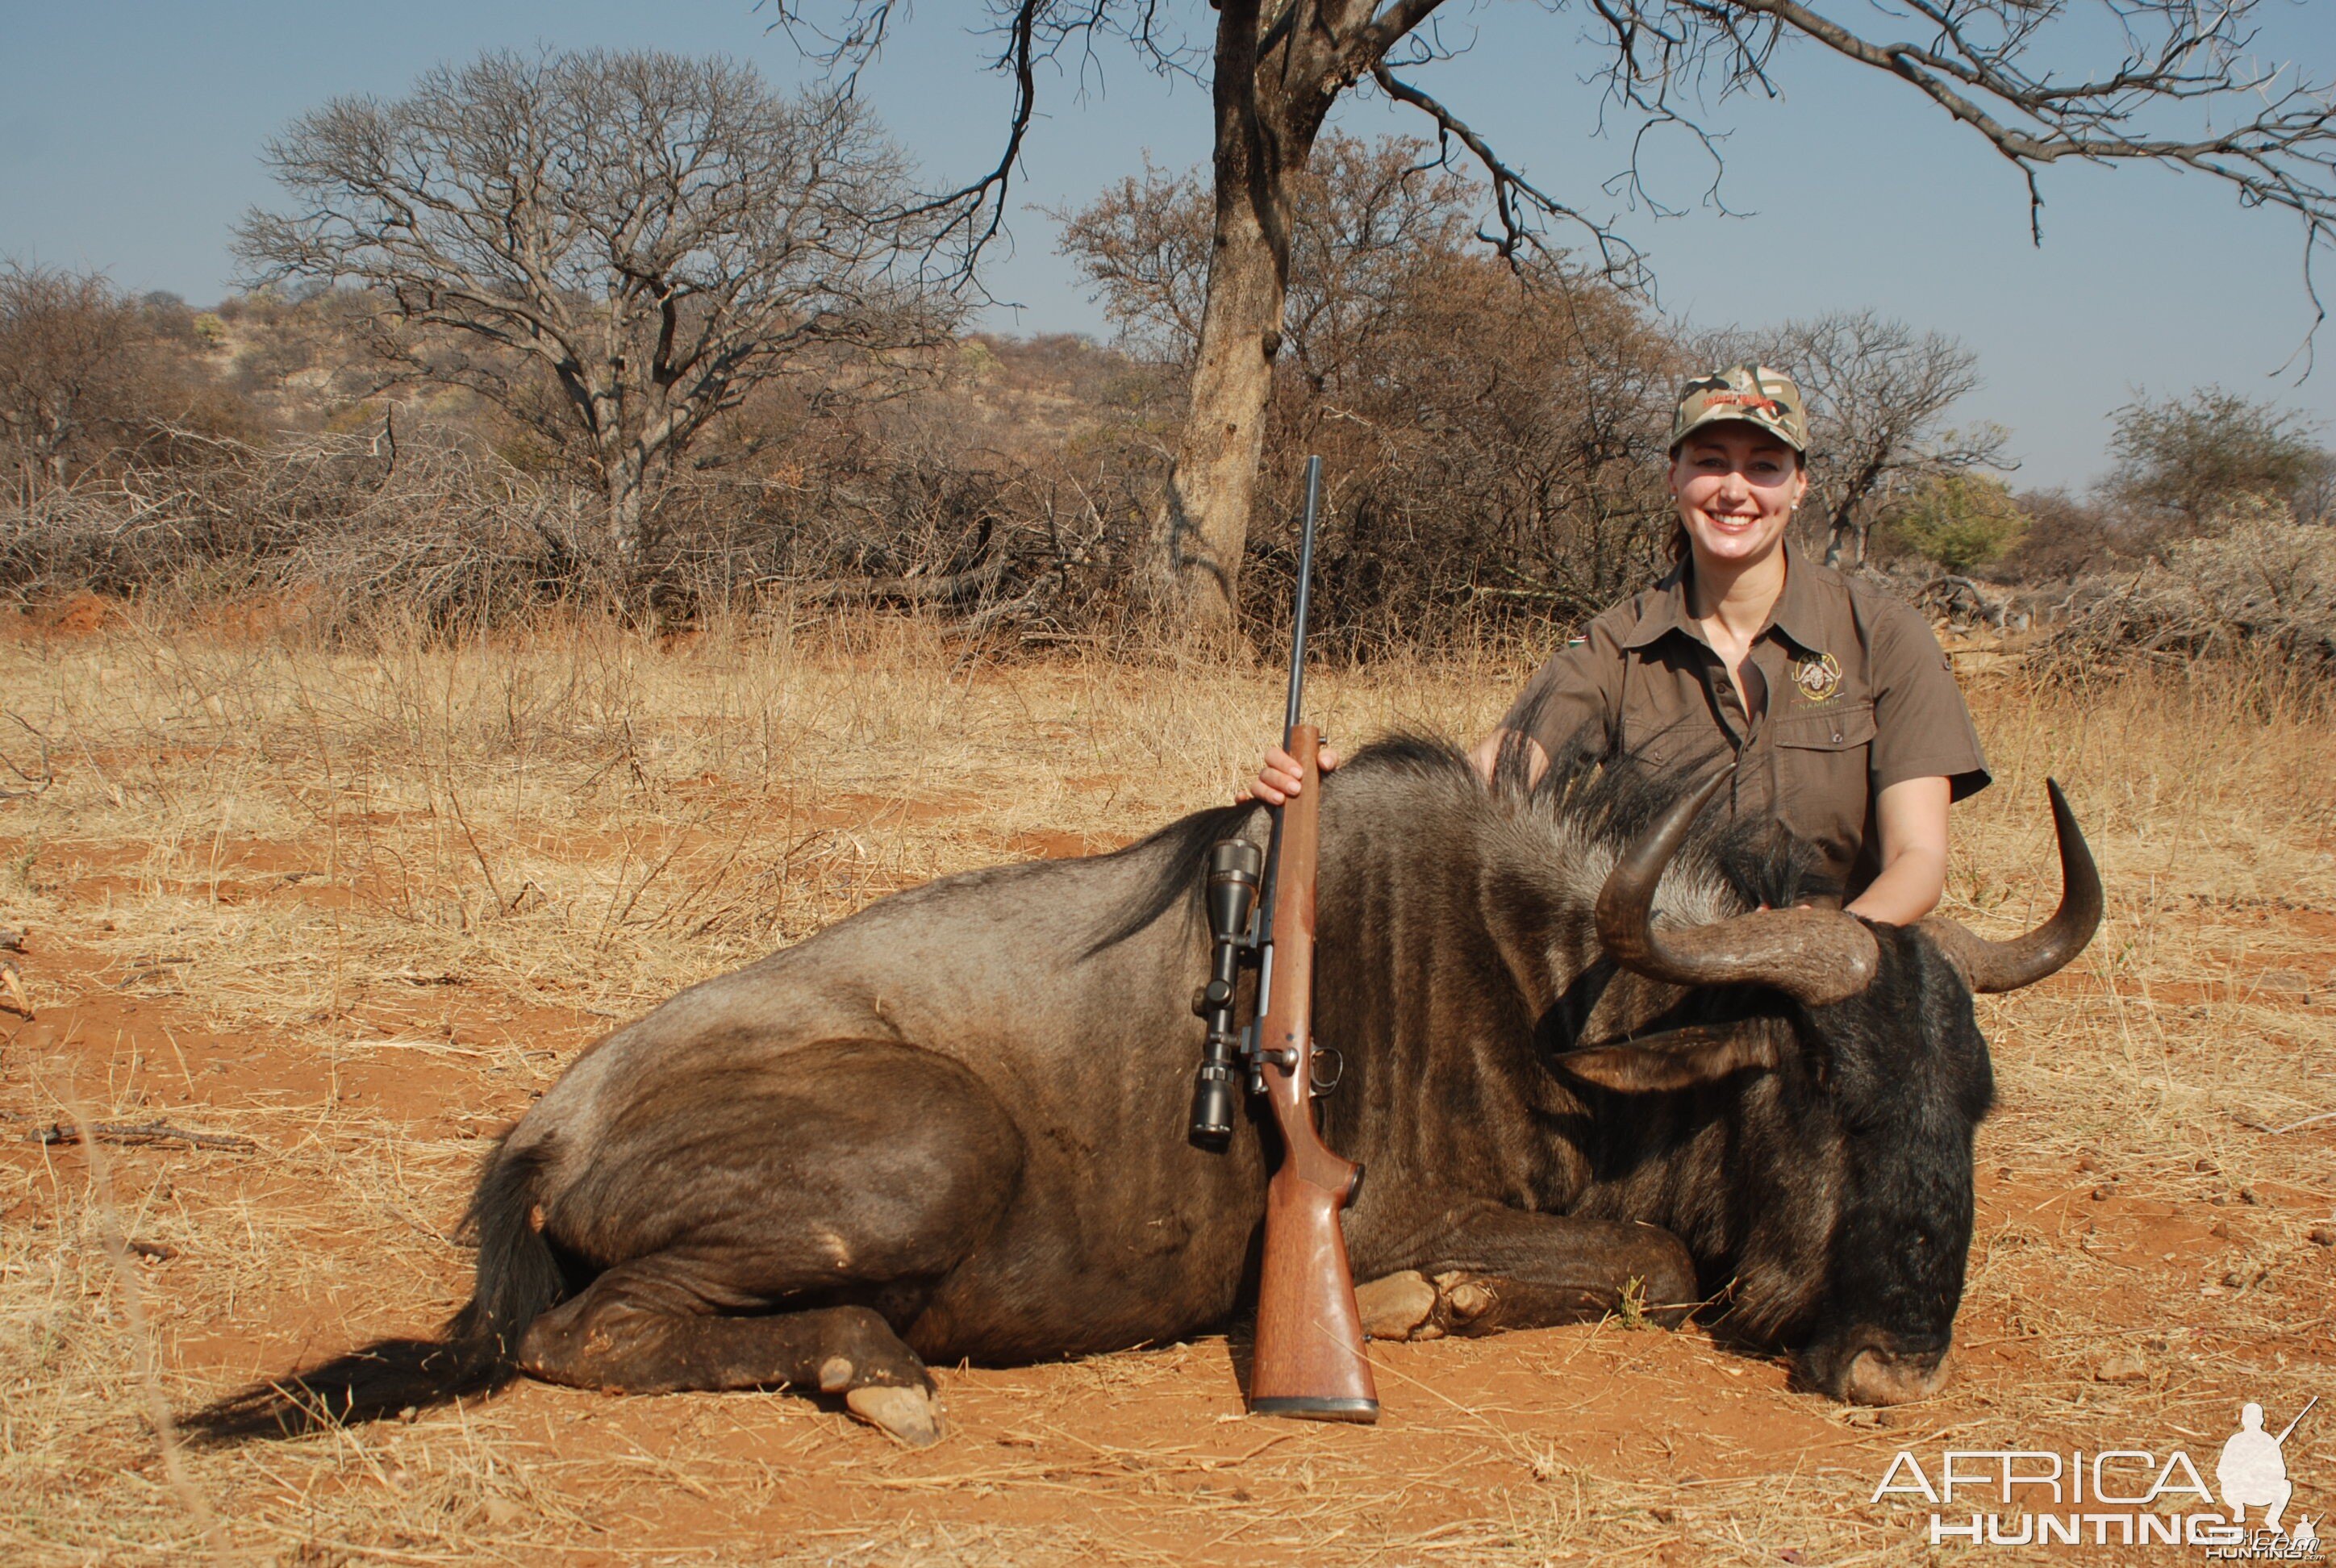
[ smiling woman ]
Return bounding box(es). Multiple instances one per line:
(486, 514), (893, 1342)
(1252, 364), (1989, 926)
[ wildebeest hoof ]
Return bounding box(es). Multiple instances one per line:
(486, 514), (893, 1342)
(817, 1356), (855, 1393)
(1434, 1271), (1497, 1325)
(846, 1383), (946, 1447)
(1355, 1270), (1437, 1340)
(1840, 1348), (1951, 1407)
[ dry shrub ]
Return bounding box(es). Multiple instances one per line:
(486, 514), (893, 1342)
(0, 336), (1174, 640)
(0, 421), (599, 633)
(2040, 507), (2336, 682)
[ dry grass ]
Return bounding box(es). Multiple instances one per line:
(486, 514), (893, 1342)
(1, 608), (2331, 1565)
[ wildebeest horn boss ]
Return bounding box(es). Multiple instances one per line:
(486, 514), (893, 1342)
(187, 741), (2101, 1446)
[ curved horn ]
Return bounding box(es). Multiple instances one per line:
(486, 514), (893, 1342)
(1595, 765), (1881, 1007)
(1917, 779), (2103, 993)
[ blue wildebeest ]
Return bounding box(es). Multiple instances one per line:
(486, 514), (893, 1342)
(191, 738), (2098, 1446)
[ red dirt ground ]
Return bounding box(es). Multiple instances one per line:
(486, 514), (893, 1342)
(7, 898), (2333, 1564)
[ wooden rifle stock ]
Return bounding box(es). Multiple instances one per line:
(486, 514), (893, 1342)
(1246, 723), (1379, 1421)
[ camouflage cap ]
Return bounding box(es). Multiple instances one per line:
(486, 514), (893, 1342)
(1670, 365), (1808, 454)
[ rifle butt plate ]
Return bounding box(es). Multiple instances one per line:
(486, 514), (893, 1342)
(1248, 1396), (1380, 1424)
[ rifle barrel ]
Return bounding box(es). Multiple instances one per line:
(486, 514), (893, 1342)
(1283, 456), (1321, 740)
(2274, 1394), (2318, 1445)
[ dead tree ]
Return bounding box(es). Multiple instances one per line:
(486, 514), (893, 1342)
(0, 266), (162, 503)
(238, 50), (959, 573)
(772, 0), (2336, 638)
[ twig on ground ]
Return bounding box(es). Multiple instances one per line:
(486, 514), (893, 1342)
(2230, 1108), (2336, 1135)
(31, 1118), (259, 1151)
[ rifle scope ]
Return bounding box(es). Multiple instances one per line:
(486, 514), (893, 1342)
(1189, 838), (1262, 1144)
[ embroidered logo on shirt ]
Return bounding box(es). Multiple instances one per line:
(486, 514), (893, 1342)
(1792, 650), (1843, 703)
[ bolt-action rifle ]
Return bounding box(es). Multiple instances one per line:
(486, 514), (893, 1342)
(1188, 456), (1379, 1423)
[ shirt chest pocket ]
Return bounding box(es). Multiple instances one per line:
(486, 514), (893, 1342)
(1771, 699), (1877, 754)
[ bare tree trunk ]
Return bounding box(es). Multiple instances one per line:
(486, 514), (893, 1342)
(605, 452), (649, 567)
(1141, 0), (1311, 640)
(1149, 198), (1287, 634)
(1825, 506), (1855, 569)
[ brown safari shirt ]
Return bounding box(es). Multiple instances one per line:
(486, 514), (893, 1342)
(1501, 544), (1989, 899)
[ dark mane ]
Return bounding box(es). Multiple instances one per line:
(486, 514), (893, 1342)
(1083, 718), (1834, 961)
(1340, 728), (1834, 913)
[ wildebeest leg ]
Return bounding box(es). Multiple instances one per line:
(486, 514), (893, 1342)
(518, 1257), (947, 1445)
(513, 1039), (1026, 1446)
(1357, 1208), (1697, 1341)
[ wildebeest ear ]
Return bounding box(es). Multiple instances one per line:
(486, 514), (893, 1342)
(1555, 1027), (1781, 1091)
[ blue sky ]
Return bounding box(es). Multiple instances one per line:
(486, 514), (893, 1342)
(3, 1), (2330, 490)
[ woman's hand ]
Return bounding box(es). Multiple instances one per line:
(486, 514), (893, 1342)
(1239, 741), (1342, 805)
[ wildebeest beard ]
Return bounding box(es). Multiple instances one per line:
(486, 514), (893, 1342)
(188, 725), (2084, 1446)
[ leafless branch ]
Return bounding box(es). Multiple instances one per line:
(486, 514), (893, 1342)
(1370, 66), (1651, 289)
(766, 2), (1203, 288)
(1693, 0), (2336, 355)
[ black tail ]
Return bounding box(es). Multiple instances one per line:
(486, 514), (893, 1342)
(182, 1138), (566, 1444)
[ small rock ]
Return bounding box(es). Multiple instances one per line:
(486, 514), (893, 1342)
(2076, 1152), (2103, 1173)
(2093, 1352), (2149, 1385)
(397, 1405), (419, 1424)
(1781, 1552), (1806, 1564)
(2209, 1220), (2230, 1238)
(2194, 1158), (2218, 1174)
(2241, 1186), (2263, 1206)
(2221, 1269), (2250, 1288)
(2309, 1225), (2334, 1248)
(2091, 1186), (2113, 1202)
